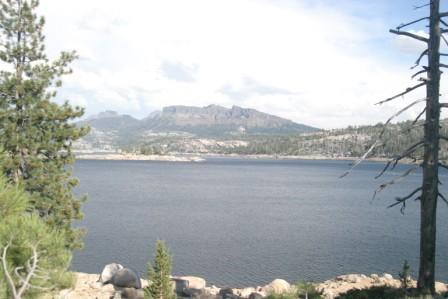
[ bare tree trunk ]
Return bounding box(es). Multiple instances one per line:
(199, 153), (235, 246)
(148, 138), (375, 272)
(418, 0), (441, 295)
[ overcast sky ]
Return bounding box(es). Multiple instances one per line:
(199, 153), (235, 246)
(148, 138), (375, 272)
(38, 0), (448, 129)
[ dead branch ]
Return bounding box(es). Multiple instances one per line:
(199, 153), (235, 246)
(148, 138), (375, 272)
(441, 34), (448, 47)
(1, 240), (20, 299)
(397, 17), (429, 30)
(440, 63), (448, 68)
(440, 12), (448, 18)
(16, 244), (40, 298)
(339, 140), (380, 178)
(439, 135), (448, 141)
(379, 98), (426, 137)
(440, 103), (448, 108)
(412, 68), (428, 79)
(342, 98), (425, 179)
(413, 107), (427, 125)
(439, 162), (448, 170)
(412, 50), (429, 69)
(1, 241), (45, 299)
(440, 53), (448, 56)
(414, 3), (430, 10)
(375, 141), (425, 178)
(375, 82), (426, 105)
(439, 192), (448, 205)
(372, 165), (419, 200)
(388, 187), (422, 214)
(441, 17), (448, 27)
(390, 29), (429, 43)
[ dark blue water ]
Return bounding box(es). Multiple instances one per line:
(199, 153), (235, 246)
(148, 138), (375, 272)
(71, 158), (448, 287)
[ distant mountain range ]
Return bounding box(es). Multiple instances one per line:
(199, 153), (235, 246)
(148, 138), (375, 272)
(75, 105), (319, 152)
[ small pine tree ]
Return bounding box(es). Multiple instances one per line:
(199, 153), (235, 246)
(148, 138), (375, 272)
(0, 0), (89, 249)
(399, 260), (412, 290)
(145, 240), (176, 299)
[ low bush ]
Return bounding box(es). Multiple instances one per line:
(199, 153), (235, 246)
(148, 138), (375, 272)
(266, 281), (322, 299)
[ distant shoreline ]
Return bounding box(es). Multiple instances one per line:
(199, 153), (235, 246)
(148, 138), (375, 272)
(75, 153), (205, 162)
(75, 152), (399, 164)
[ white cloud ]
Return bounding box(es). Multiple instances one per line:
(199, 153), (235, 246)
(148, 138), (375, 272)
(37, 0), (439, 129)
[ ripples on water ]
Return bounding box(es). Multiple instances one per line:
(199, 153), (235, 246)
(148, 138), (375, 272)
(71, 158), (448, 287)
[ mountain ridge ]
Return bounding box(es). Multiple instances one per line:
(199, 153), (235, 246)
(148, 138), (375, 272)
(75, 105), (319, 151)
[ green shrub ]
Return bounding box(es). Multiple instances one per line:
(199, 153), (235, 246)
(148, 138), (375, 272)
(0, 175), (72, 299)
(265, 281), (323, 299)
(399, 260), (412, 290)
(296, 281), (323, 299)
(335, 286), (407, 299)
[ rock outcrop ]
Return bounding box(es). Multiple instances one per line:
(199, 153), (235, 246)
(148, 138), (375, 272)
(43, 272), (448, 299)
(317, 273), (448, 299)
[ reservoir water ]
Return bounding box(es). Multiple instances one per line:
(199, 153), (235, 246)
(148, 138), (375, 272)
(71, 158), (448, 287)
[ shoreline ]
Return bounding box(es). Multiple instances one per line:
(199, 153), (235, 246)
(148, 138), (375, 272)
(75, 152), (400, 164)
(47, 272), (448, 299)
(75, 153), (205, 162)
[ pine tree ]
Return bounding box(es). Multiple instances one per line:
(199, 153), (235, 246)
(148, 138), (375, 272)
(145, 240), (176, 299)
(0, 0), (89, 249)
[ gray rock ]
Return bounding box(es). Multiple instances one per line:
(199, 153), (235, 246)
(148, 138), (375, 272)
(99, 263), (124, 284)
(219, 288), (239, 299)
(219, 288), (234, 297)
(248, 292), (264, 299)
(111, 268), (142, 289)
(240, 288), (256, 298)
(120, 287), (144, 299)
(183, 288), (203, 298)
(173, 278), (190, 294)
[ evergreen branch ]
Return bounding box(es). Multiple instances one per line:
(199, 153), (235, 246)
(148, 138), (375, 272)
(390, 29), (429, 43)
(396, 17), (429, 30)
(375, 82), (426, 105)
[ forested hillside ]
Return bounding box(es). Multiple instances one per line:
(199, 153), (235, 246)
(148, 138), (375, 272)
(137, 119), (448, 161)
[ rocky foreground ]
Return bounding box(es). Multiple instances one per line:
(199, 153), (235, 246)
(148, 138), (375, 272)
(43, 272), (448, 299)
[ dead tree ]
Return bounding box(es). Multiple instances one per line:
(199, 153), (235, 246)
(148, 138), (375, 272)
(343, 0), (446, 296)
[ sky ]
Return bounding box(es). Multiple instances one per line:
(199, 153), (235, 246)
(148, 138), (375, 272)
(37, 0), (448, 129)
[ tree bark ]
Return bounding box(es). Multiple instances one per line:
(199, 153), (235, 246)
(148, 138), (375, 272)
(418, 0), (441, 295)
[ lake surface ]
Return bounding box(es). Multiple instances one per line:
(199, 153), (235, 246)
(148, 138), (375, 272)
(71, 158), (448, 287)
